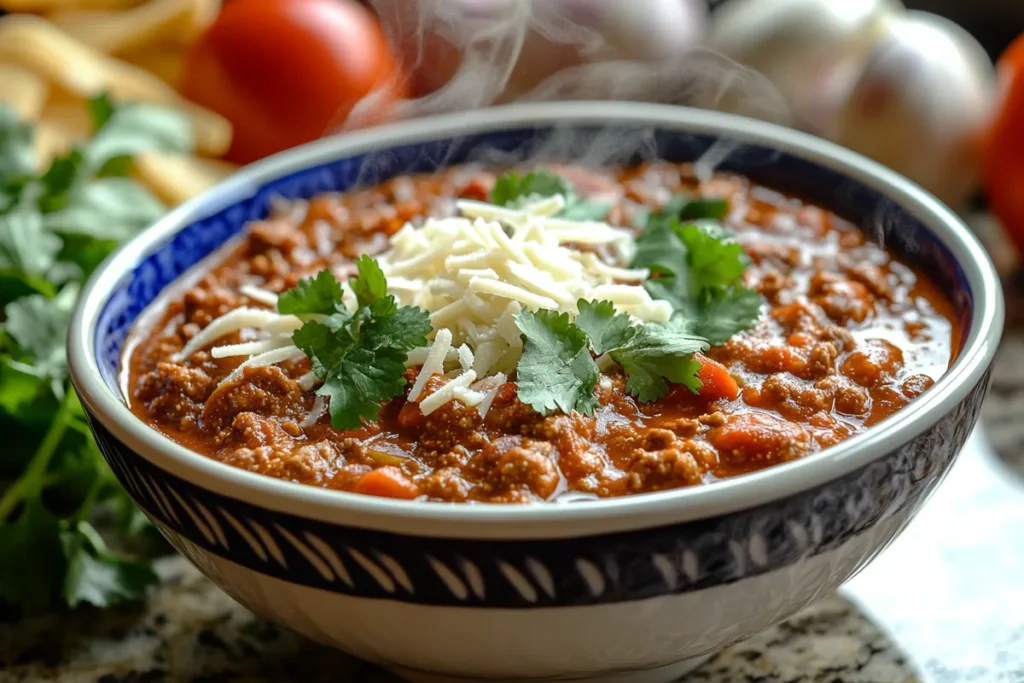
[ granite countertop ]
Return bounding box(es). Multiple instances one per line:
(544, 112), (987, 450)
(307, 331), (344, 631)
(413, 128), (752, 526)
(1, 217), (1022, 683)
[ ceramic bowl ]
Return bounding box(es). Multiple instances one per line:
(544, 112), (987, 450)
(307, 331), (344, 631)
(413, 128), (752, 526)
(67, 102), (1003, 683)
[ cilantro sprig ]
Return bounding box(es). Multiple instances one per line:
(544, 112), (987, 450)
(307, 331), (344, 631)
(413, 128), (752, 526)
(0, 95), (193, 616)
(503, 174), (762, 416)
(490, 170), (611, 221)
(280, 258), (431, 431)
(516, 299), (710, 415)
(633, 196), (762, 344)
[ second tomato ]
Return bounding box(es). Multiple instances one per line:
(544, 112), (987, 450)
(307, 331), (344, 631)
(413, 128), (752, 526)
(181, 0), (406, 165)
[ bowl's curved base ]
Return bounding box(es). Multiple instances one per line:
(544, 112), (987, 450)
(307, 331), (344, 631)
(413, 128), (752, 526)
(387, 655), (712, 683)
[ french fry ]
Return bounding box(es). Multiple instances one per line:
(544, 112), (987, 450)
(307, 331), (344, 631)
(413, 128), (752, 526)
(134, 151), (237, 205)
(0, 14), (231, 156)
(0, 62), (49, 120)
(40, 88), (93, 140)
(121, 42), (187, 86)
(49, 0), (218, 55)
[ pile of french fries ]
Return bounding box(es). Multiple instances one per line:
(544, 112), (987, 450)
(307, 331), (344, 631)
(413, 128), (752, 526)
(0, 0), (238, 205)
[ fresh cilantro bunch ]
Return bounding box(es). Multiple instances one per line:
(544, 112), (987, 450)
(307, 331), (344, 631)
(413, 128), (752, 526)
(633, 195), (762, 344)
(0, 95), (193, 617)
(490, 170), (611, 221)
(279, 257), (431, 431)
(515, 300), (709, 415)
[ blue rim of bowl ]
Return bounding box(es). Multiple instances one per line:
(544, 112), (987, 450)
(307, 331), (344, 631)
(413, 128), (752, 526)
(66, 101), (1004, 540)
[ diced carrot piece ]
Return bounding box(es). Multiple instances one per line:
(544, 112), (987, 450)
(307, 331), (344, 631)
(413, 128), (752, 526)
(709, 413), (810, 463)
(696, 355), (740, 402)
(351, 467), (420, 500)
(397, 401), (422, 429)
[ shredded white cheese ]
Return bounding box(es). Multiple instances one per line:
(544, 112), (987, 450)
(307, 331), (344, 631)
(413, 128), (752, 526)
(419, 369), (477, 416)
(239, 284), (279, 307)
(174, 308), (290, 362)
(408, 328), (452, 402)
(377, 197), (667, 383)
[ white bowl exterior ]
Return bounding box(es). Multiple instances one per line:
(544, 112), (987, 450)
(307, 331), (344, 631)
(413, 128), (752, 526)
(159, 509), (909, 682)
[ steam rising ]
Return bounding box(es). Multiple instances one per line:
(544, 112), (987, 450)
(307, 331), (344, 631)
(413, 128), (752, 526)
(345, 0), (792, 131)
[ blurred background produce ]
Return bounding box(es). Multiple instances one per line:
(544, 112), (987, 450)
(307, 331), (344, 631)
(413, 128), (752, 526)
(0, 0), (1021, 616)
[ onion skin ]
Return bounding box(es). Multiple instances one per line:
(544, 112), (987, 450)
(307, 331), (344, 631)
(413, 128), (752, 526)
(833, 11), (995, 208)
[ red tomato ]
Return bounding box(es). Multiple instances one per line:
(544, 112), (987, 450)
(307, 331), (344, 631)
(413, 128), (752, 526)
(982, 34), (1024, 254)
(180, 0), (407, 165)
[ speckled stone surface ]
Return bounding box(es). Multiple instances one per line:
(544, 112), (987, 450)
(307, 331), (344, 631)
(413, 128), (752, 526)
(0, 558), (921, 683)
(1, 218), (1021, 683)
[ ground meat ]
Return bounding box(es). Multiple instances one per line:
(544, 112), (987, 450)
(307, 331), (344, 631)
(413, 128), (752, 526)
(134, 362), (213, 426)
(417, 466), (473, 501)
(901, 374), (935, 399)
(182, 285), (241, 328)
(848, 262), (894, 301)
(808, 272), (875, 324)
(626, 447), (702, 491)
(248, 218), (309, 257)
(221, 438), (338, 484)
(202, 366), (306, 433)
(840, 340), (904, 388)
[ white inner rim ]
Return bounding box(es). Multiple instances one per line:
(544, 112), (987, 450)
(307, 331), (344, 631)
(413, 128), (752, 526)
(66, 102), (1004, 540)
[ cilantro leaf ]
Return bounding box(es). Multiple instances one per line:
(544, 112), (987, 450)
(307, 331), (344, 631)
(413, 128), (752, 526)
(4, 283), (79, 394)
(609, 322), (709, 401)
(0, 500), (65, 614)
(278, 269), (347, 316)
(0, 105), (36, 180)
(515, 309), (599, 416)
(360, 297), (433, 353)
(490, 171), (572, 206)
(62, 521), (159, 609)
(86, 101), (193, 174)
(574, 299), (632, 355)
(695, 286), (763, 346)
(87, 93), (117, 133)
(288, 266), (431, 430)
(37, 149), (87, 213)
(0, 207), (62, 281)
(292, 321), (352, 379)
(349, 254), (387, 307)
(319, 343), (412, 429)
(677, 222), (748, 290)
(640, 194), (730, 230)
(0, 360), (46, 415)
(43, 177), (165, 242)
(633, 214), (762, 344)
(490, 170), (611, 221)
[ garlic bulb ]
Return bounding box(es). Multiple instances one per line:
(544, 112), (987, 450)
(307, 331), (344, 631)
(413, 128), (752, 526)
(832, 11), (995, 208)
(707, 0), (901, 130)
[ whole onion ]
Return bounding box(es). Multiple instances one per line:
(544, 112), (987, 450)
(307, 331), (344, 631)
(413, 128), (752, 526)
(707, 0), (901, 131)
(832, 11), (995, 207)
